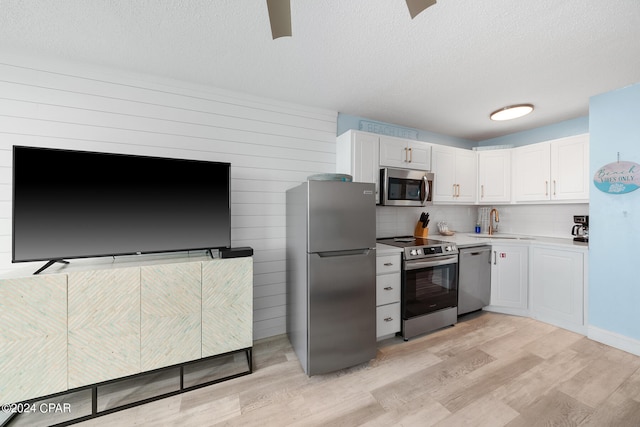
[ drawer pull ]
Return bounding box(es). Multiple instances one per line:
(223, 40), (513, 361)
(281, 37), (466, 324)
(384, 317), (393, 322)
(383, 262), (393, 266)
(384, 286), (393, 290)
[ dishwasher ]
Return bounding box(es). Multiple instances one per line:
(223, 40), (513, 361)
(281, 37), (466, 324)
(458, 246), (492, 315)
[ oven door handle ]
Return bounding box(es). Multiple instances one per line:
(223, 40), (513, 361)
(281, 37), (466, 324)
(404, 255), (458, 270)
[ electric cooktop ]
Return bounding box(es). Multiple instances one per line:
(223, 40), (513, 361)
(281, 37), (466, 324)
(377, 236), (458, 260)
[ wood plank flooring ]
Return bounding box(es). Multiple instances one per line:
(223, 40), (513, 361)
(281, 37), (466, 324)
(21, 312), (640, 426)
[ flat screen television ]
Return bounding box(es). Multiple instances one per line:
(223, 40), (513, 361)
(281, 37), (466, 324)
(12, 146), (231, 272)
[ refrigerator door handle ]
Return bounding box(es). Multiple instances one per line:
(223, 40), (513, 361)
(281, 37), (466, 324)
(317, 249), (374, 258)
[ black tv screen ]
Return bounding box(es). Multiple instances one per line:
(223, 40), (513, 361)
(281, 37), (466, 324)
(12, 146), (231, 264)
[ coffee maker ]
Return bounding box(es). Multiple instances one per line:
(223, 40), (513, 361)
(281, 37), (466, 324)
(572, 215), (589, 242)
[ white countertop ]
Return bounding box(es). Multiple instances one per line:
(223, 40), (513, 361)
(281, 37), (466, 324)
(377, 233), (588, 252)
(434, 232), (588, 251)
(376, 243), (403, 255)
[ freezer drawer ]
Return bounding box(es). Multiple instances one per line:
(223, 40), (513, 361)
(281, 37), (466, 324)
(458, 246), (492, 315)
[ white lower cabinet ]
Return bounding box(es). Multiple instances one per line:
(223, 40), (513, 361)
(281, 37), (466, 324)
(377, 303), (401, 338)
(530, 246), (586, 334)
(486, 244), (529, 316)
(376, 251), (401, 340)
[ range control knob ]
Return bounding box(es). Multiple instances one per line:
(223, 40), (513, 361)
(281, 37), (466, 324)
(410, 249), (418, 256)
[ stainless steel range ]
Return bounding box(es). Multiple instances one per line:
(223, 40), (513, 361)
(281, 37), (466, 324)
(377, 236), (459, 340)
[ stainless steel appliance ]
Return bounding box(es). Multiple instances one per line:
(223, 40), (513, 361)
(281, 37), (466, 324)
(286, 180), (377, 376)
(458, 246), (492, 315)
(380, 168), (434, 207)
(376, 237), (458, 340)
(572, 215), (589, 242)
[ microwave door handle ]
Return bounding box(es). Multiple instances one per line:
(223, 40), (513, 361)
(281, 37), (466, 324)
(421, 175), (429, 204)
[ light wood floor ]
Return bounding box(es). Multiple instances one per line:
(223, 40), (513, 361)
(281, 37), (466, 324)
(48, 312), (640, 426)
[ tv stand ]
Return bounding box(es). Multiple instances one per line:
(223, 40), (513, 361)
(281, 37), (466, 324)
(1, 255), (253, 425)
(33, 259), (69, 275)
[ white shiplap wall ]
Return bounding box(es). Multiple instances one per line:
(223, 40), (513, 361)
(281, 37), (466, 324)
(0, 54), (337, 340)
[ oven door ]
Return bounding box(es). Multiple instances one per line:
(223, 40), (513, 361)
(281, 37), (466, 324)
(403, 255), (458, 319)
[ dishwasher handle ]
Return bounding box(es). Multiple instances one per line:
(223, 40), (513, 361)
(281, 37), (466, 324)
(460, 247), (492, 261)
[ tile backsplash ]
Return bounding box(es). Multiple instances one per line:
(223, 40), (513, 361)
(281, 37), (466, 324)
(376, 203), (589, 239)
(377, 205), (477, 238)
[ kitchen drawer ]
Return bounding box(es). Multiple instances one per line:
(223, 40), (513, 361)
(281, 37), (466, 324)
(376, 273), (401, 306)
(376, 254), (401, 274)
(377, 302), (401, 338)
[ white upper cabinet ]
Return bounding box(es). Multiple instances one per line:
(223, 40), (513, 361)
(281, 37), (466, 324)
(336, 130), (380, 203)
(513, 142), (552, 201)
(432, 145), (477, 203)
(513, 134), (589, 202)
(478, 150), (511, 204)
(379, 136), (432, 171)
(551, 134), (590, 200)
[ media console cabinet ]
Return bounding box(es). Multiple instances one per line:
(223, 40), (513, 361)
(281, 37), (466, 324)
(0, 254), (253, 425)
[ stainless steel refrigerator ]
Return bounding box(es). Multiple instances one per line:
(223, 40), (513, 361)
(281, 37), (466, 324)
(286, 180), (377, 376)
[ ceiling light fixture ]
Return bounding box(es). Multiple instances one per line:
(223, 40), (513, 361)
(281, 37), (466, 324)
(490, 104), (534, 121)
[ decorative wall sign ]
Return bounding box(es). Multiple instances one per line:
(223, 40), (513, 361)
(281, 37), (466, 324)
(358, 120), (419, 140)
(593, 160), (640, 194)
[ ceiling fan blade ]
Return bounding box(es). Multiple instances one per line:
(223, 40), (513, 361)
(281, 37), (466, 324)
(266, 0), (292, 39)
(405, 0), (437, 19)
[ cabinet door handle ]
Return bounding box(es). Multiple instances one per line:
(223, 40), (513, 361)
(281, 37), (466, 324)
(384, 262), (393, 266)
(545, 180), (549, 196)
(457, 184), (461, 197)
(384, 286), (393, 291)
(553, 180), (557, 196)
(493, 250), (497, 265)
(452, 184), (457, 197)
(404, 147), (408, 163)
(408, 147), (413, 163)
(481, 185), (484, 199)
(384, 317), (393, 322)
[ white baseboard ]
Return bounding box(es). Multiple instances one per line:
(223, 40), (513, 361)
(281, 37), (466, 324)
(588, 326), (640, 357)
(483, 306), (529, 318)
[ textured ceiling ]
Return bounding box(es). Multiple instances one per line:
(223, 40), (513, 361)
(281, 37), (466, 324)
(1, 0), (640, 141)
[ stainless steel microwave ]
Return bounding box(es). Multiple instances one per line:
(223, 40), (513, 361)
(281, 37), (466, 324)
(380, 168), (434, 206)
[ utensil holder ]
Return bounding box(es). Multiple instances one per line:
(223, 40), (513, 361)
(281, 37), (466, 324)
(413, 223), (429, 238)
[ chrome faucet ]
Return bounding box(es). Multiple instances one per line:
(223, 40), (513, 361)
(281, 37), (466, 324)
(489, 208), (500, 235)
